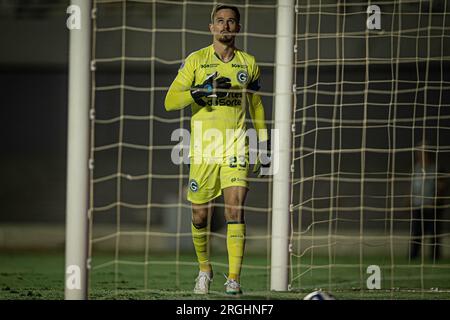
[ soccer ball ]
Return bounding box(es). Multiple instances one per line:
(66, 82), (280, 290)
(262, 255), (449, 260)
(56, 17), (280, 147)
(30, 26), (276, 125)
(303, 290), (336, 300)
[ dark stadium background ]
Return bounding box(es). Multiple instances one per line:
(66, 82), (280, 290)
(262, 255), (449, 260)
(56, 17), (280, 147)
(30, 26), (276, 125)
(1, 0), (449, 253)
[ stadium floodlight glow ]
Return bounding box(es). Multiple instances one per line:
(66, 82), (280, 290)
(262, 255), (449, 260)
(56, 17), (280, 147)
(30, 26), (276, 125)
(65, 0), (92, 300)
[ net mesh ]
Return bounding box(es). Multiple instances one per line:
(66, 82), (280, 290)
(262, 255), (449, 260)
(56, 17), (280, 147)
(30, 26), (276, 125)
(291, 0), (450, 296)
(88, 0), (450, 298)
(89, 0), (276, 297)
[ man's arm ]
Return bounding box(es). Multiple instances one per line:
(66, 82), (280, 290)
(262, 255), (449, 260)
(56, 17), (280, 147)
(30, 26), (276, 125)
(164, 56), (196, 111)
(247, 61), (268, 142)
(248, 92), (271, 176)
(247, 60), (270, 176)
(248, 93), (268, 142)
(437, 174), (447, 205)
(165, 80), (196, 111)
(165, 61), (232, 110)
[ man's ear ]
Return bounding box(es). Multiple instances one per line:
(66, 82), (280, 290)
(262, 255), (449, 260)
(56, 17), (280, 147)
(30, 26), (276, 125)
(209, 23), (214, 34)
(236, 23), (241, 33)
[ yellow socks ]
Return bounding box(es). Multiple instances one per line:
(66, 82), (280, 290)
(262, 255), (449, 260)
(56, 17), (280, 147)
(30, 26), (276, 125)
(192, 221), (246, 279)
(191, 223), (212, 272)
(226, 222), (246, 281)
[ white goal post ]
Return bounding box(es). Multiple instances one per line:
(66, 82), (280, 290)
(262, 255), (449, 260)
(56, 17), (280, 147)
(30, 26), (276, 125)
(66, 0), (450, 299)
(65, 0), (92, 300)
(64, 0), (294, 299)
(270, 0), (294, 292)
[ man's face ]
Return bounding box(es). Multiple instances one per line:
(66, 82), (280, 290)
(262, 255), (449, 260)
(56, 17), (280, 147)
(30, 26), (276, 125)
(209, 9), (240, 44)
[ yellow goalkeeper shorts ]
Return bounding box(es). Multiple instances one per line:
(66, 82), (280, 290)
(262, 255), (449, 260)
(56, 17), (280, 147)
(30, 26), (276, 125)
(187, 155), (249, 204)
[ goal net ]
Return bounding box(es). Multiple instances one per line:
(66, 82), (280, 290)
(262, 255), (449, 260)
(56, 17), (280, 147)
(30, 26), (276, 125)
(89, 0), (276, 298)
(87, 0), (450, 298)
(291, 0), (450, 297)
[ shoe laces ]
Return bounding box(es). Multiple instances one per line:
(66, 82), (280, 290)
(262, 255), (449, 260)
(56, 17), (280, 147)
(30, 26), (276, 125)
(223, 275), (240, 289)
(196, 271), (212, 287)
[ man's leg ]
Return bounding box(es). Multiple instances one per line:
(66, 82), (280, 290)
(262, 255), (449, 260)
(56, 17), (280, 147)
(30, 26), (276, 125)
(192, 202), (214, 273)
(188, 159), (221, 276)
(223, 186), (248, 284)
(430, 209), (442, 262)
(410, 209), (422, 260)
(191, 201), (215, 294)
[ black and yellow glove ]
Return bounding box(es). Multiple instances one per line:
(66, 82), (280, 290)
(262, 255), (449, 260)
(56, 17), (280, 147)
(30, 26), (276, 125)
(190, 72), (231, 106)
(253, 139), (271, 177)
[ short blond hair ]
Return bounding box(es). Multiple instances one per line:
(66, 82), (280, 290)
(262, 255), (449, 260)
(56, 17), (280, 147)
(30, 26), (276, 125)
(210, 4), (240, 24)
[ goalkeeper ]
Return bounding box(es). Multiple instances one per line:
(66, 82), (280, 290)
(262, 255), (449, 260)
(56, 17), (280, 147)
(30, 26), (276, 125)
(165, 4), (269, 295)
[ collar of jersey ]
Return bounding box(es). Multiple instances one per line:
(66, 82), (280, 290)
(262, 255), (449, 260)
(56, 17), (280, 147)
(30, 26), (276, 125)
(210, 44), (236, 64)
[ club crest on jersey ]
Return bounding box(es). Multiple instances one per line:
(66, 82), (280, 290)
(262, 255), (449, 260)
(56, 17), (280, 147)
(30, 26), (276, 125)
(189, 179), (199, 192)
(237, 70), (248, 85)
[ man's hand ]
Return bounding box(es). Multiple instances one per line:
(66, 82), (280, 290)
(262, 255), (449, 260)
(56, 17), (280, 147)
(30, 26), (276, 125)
(190, 72), (231, 106)
(253, 139), (271, 177)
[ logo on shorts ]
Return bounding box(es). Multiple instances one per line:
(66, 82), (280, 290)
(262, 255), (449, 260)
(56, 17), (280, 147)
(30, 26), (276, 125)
(189, 179), (199, 192)
(237, 70), (248, 85)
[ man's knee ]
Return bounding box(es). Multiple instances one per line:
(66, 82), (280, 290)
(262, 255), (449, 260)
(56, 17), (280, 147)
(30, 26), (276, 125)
(225, 199), (244, 221)
(192, 203), (210, 227)
(223, 187), (247, 222)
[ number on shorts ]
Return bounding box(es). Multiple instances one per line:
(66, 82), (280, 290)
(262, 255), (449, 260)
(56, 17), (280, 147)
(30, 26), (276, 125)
(229, 156), (246, 168)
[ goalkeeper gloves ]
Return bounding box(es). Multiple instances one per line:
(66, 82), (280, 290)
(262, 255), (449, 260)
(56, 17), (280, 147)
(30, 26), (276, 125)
(253, 139), (271, 177)
(190, 71), (231, 106)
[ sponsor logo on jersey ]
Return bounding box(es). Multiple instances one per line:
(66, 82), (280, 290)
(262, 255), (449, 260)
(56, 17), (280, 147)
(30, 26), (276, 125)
(232, 64), (248, 69)
(237, 70), (249, 85)
(206, 99), (241, 107)
(200, 63), (219, 68)
(189, 179), (199, 192)
(206, 92), (243, 107)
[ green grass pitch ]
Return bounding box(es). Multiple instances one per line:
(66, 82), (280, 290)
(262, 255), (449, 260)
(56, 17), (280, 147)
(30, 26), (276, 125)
(1, 251), (450, 299)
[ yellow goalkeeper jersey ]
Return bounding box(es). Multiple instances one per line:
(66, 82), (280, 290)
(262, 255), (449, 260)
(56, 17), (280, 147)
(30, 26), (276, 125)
(165, 44), (267, 161)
